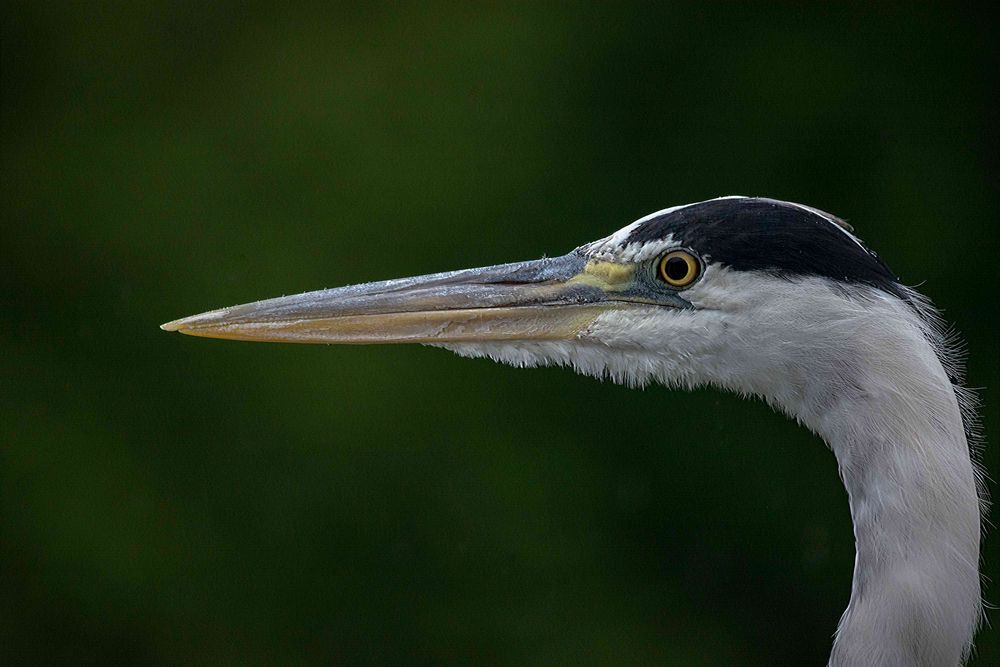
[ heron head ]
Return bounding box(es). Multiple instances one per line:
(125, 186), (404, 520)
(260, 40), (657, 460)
(161, 197), (984, 664)
(163, 196), (907, 393)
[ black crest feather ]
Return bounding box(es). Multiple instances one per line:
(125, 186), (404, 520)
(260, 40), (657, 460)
(627, 198), (905, 299)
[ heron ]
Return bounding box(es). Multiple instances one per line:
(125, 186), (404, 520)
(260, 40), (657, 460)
(162, 196), (984, 666)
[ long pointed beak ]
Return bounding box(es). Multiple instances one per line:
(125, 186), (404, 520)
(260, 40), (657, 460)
(161, 252), (637, 345)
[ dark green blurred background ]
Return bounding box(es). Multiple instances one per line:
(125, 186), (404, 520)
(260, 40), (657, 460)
(2, 2), (997, 664)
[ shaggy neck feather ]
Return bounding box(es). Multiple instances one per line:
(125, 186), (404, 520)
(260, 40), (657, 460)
(715, 285), (982, 667)
(441, 277), (982, 666)
(810, 340), (979, 667)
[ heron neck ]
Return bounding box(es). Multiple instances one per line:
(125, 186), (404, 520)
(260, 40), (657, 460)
(788, 318), (982, 666)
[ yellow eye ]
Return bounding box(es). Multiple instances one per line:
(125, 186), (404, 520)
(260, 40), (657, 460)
(658, 250), (701, 288)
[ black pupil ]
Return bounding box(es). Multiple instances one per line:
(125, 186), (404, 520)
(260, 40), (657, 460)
(665, 256), (690, 281)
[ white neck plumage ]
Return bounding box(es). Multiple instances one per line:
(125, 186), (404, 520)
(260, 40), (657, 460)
(446, 275), (984, 665)
(773, 289), (983, 666)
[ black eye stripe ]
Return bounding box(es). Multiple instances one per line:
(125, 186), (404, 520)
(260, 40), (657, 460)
(626, 198), (905, 300)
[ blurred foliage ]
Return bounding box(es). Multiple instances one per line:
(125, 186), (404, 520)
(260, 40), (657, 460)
(1, 2), (996, 664)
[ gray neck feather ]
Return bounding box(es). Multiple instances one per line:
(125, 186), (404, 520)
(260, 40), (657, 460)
(769, 293), (982, 666)
(442, 276), (984, 665)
